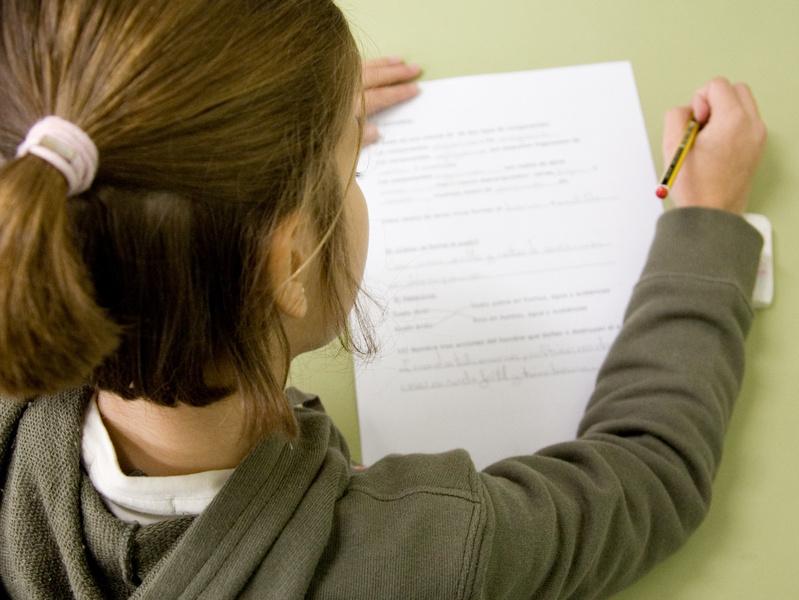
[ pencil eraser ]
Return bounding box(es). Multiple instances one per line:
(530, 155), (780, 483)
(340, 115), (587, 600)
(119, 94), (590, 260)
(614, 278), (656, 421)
(655, 185), (669, 200)
(743, 213), (773, 309)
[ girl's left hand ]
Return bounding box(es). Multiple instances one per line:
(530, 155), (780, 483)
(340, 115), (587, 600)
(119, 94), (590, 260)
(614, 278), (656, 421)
(362, 57), (422, 145)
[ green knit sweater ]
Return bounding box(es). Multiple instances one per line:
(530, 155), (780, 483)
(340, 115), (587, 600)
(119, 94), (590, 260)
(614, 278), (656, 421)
(0, 208), (762, 599)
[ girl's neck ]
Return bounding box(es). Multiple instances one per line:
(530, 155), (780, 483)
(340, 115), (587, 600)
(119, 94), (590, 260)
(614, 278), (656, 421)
(96, 389), (260, 476)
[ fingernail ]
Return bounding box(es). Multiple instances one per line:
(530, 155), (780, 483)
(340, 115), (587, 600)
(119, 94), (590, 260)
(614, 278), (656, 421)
(408, 63), (422, 73)
(386, 56), (403, 65)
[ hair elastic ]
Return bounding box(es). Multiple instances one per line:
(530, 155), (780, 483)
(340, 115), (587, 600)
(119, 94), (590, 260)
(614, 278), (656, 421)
(16, 116), (99, 197)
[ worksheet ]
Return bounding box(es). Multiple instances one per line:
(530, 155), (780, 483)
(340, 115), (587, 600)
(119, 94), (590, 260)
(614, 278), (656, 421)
(354, 62), (661, 469)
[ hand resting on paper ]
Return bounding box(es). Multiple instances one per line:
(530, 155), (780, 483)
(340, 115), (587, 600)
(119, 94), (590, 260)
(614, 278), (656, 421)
(662, 77), (767, 215)
(361, 57), (422, 145)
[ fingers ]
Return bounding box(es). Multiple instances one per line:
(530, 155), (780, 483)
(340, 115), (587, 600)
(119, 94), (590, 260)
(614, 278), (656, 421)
(363, 56), (404, 68)
(363, 61), (422, 90)
(734, 82), (768, 151)
(662, 105), (693, 162)
(668, 78), (742, 158)
(733, 82), (761, 120)
(691, 77), (744, 126)
(664, 77), (766, 214)
(360, 56), (423, 145)
(691, 91), (710, 125)
(362, 59), (422, 114)
(362, 122), (380, 146)
(689, 78), (765, 143)
(365, 82), (420, 116)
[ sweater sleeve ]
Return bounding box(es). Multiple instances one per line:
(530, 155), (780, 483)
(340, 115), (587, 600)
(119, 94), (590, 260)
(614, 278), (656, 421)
(471, 207), (763, 600)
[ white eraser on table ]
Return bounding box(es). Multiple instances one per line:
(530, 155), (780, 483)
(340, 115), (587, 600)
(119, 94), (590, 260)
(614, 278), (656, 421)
(743, 213), (773, 309)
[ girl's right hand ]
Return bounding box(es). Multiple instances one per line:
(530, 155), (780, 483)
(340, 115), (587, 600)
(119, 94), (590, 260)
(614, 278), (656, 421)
(662, 77), (767, 215)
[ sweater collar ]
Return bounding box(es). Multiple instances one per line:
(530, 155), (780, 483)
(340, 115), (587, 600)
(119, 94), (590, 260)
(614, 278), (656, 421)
(1, 387), (352, 599)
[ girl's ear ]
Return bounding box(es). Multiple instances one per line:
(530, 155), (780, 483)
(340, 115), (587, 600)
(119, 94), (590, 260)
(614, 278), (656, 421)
(267, 213), (309, 319)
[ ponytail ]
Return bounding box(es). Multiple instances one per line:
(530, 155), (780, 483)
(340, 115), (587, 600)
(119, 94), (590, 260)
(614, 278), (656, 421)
(0, 155), (118, 397)
(0, 0), (366, 436)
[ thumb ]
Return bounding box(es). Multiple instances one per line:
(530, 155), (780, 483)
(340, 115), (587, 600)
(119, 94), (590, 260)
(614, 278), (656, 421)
(662, 106), (693, 168)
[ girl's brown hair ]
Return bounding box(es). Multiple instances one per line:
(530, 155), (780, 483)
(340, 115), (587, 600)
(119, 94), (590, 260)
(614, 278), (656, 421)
(0, 0), (367, 437)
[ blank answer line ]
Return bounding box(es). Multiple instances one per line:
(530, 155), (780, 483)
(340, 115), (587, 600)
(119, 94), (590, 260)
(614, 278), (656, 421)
(390, 261), (617, 289)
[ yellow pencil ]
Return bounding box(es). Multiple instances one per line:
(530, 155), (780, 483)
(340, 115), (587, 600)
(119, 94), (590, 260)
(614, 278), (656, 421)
(656, 118), (700, 199)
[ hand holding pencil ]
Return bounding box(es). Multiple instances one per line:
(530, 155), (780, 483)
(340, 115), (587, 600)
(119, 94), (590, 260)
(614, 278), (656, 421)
(660, 77), (767, 215)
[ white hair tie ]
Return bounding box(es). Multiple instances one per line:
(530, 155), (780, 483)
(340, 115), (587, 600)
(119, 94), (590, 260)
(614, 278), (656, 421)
(16, 116), (99, 197)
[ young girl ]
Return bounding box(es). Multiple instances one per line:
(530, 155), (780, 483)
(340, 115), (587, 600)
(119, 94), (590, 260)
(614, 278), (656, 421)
(0, 1), (767, 598)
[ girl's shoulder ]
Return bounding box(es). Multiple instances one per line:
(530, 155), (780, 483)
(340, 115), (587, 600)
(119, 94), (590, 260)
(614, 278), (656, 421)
(311, 449), (487, 599)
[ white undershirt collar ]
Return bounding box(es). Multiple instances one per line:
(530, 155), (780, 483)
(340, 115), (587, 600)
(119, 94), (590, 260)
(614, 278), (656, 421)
(81, 395), (234, 525)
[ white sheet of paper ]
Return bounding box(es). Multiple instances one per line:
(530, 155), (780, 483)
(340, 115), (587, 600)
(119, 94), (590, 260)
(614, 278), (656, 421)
(354, 62), (661, 469)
